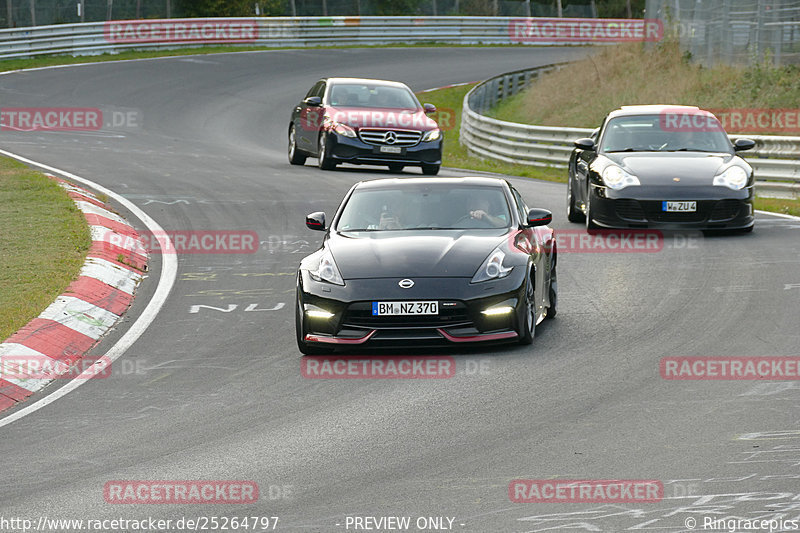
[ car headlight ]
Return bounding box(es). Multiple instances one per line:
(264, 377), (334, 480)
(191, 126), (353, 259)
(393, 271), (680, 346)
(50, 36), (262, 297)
(602, 165), (641, 190)
(332, 122), (356, 138)
(308, 250), (344, 285)
(471, 248), (513, 284)
(422, 129), (441, 142)
(713, 166), (748, 190)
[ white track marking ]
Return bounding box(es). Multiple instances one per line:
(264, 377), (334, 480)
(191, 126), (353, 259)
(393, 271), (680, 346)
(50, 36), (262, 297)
(0, 148), (177, 429)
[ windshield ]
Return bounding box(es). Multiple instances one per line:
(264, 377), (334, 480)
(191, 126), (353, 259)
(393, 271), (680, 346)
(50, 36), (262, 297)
(328, 83), (420, 110)
(336, 184), (513, 231)
(600, 113), (732, 153)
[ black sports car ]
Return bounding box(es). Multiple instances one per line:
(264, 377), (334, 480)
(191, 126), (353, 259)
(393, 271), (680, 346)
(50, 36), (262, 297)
(566, 105), (756, 231)
(295, 177), (557, 354)
(288, 77), (443, 175)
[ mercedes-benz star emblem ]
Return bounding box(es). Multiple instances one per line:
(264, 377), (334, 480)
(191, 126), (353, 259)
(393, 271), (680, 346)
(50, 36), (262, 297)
(398, 279), (414, 289)
(384, 131), (397, 145)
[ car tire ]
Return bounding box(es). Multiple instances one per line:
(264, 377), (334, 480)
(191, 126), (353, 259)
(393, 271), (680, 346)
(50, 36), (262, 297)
(388, 163), (405, 173)
(585, 186), (599, 230)
(545, 253), (557, 320)
(318, 133), (337, 170)
(421, 163), (440, 176)
(566, 177), (585, 223)
(288, 124), (307, 166)
(295, 298), (334, 355)
(518, 269), (536, 345)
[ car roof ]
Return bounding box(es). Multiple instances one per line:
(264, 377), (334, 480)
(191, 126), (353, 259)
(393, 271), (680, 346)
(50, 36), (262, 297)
(607, 105), (714, 120)
(324, 77), (410, 89)
(354, 177), (508, 190)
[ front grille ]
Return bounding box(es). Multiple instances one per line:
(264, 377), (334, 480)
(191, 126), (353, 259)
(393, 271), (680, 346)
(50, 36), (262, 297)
(342, 301), (470, 328)
(615, 199), (646, 221)
(359, 129), (422, 147)
(709, 199), (742, 221)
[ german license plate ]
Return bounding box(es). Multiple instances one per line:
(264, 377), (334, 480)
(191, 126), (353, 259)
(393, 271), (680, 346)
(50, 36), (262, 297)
(379, 145), (403, 154)
(372, 301), (438, 316)
(662, 201), (696, 212)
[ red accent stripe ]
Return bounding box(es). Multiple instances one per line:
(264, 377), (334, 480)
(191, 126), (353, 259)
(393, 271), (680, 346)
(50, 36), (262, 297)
(0, 393), (17, 411)
(88, 241), (147, 272)
(305, 331), (376, 345)
(84, 214), (139, 237)
(437, 329), (518, 343)
(5, 319), (95, 364)
(63, 276), (133, 315)
(67, 191), (107, 209)
(0, 379), (34, 401)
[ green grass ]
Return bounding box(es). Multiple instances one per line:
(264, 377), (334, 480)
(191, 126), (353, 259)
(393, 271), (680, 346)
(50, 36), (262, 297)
(488, 40), (800, 133)
(755, 196), (800, 217)
(417, 84), (566, 183)
(0, 158), (91, 340)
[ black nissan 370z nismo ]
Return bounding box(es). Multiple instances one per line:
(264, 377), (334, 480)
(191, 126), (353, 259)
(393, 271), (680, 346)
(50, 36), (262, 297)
(566, 105), (756, 232)
(295, 177), (557, 354)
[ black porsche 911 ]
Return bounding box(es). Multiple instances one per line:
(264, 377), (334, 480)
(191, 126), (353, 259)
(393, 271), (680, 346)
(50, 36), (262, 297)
(566, 105), (756, 232)
(295, 177), (557, 354)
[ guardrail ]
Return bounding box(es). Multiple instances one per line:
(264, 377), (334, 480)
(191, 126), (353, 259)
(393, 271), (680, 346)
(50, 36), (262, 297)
(0, 16), (637, 60)
(460, 64), (800, 196)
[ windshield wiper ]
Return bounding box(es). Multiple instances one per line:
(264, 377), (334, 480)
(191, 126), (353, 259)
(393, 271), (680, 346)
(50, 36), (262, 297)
(664, 148), (721, 153)
(605, 148), (644, 152)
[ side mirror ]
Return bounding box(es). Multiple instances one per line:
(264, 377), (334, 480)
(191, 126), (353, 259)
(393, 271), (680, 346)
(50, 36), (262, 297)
(573, 138), (596, 151)
(306, 211), (326, 231)
(423, 103), (437, 114)
(526, 208), (552, 227)
(733, 138), (755, 151)
(303, 96), (322, 107)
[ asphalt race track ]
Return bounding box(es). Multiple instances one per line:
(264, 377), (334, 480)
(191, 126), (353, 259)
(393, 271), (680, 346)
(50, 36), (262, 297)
(1, 47), (799, 532)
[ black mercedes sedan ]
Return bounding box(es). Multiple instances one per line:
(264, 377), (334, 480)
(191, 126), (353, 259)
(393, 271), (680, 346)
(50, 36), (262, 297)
(295, 177), (557, 354)
(288, 77), (443, 175)
(566, 105), (756, 231)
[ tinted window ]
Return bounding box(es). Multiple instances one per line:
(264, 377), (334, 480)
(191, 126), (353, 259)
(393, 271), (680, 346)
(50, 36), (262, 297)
(600, 114), (732, 153)
(328, 83), (420, 110)
(337, 184), (512, 231)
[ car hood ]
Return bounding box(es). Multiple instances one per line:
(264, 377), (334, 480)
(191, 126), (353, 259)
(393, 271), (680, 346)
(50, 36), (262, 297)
(328, 230), (507, 279)
(602, 152), (741, 185)
(326, 106), (438, 131)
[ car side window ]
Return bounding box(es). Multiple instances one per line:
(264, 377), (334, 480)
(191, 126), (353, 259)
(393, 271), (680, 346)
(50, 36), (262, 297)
(305, 81), (325, 100)
(510, 187), (529, 223)
(315, 81), (327, 100)
(305, 82), (320, 99)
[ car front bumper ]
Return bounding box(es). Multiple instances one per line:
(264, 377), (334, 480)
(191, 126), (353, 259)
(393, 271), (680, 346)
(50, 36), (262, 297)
(297, 269), (527, 349)
(325, 131), (442, 167)
(588, 184), (755, 230)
